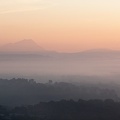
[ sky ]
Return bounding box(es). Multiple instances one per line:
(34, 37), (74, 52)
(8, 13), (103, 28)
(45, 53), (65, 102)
(0, 0), (120, 52)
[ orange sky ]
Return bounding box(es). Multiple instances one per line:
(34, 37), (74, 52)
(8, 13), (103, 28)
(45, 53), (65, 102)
(0, 0), (120, 52)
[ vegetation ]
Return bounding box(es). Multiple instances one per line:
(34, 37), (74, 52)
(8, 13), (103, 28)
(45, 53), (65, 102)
(0, 78), (119, 106)
(0, 78), (120, 119)
(1, 99), (120, 120)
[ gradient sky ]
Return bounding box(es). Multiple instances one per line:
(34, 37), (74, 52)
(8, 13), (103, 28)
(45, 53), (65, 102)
(0, 0), (120, 52)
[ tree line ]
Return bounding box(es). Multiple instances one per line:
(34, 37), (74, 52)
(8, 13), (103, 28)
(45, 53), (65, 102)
(0, 99), (120, 120)
(0, 78), (119, 106)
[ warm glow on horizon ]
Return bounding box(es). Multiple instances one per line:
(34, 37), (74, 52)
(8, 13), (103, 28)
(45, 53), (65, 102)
(0, 0), (120, 52)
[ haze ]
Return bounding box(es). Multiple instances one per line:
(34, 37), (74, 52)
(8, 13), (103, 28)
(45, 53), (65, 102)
(1, 1), (120, 119)
(0, 0), (120, 52)
(0, 40), (120, 83)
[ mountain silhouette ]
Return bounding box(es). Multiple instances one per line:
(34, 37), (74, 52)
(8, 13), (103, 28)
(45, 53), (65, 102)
(81, 48), (114, 53)
(0, 40), (119, 56)
(0, 39), (45, 53)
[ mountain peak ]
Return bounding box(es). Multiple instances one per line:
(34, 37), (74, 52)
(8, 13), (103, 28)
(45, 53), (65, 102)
(0, 39), (45, 53)
(16, 39), (36, 44)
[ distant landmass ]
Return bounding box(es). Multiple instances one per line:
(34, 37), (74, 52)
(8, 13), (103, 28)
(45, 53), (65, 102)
(0, 39), (120, 80)
(0, 39), (45, 53)
(0, 39), (120, 55)
(1, 39), (120, 62)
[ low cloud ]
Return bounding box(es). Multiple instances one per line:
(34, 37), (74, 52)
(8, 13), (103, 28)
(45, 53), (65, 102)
(0, 0), (58, 14)
(0, 7), (47, 14)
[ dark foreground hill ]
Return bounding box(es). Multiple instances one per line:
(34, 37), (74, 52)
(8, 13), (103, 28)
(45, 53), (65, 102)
(0, 78), (119, 106)
(1, 99), (120, 120)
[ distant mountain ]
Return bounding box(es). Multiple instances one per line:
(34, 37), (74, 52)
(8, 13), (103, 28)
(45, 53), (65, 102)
(55, 48), (120, 60)
(0, 40), (120, 59)
(79, 48), (120, 57)
(82, 48), (114, 53)
(0, 39), (45, 53)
